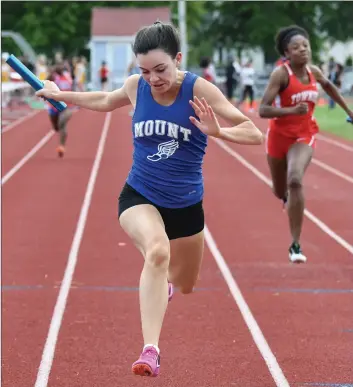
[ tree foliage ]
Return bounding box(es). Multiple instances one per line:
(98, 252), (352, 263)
(2, 1), (172, 57)
(198, 1), (353, 63)
(1, 1), (352, 64)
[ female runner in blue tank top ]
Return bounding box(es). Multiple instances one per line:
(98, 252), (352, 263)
(37, 21), (263, 378)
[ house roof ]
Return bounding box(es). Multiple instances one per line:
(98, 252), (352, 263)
(91, 7), (171, 37)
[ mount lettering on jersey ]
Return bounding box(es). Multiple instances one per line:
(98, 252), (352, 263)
(134, 120), (192, 142)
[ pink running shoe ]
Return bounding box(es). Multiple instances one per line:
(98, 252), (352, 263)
(132, 346), (160, 377)
(168, 281), (174, 302)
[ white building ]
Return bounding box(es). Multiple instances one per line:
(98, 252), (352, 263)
(89, 7), (170, 90)
(320, 39), (353, 65)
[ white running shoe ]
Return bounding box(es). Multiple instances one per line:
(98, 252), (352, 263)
(289, 242), (307, 263)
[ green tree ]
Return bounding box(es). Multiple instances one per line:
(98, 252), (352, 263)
(319, 2), (353, 43)
(194, 1), (353, 64)
(2, 1), (352, 67)
(1, 1), (174, 58)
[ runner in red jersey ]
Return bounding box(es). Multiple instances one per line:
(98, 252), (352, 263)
(259, 25), (353, 264)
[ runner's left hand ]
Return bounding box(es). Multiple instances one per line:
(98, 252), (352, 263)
(189, 96), (221, 137)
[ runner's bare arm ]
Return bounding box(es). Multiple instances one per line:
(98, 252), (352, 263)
(36, 74), (140, 112)
(310, 65), (353, 116)
(259, 67), (297, 118)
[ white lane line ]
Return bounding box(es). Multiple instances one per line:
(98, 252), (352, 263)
(1, 131), (54, 185)
(316, 133), (353, 152)
(2, 110), (80, 185)
(34, 112), (111, 387)
(213, 138), (353, 255)
(205, 225), (290, 387)
(312, 158), (353, 184)
(2, 110), (41, 133)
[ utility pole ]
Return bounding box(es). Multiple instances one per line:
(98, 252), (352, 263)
(178, 0), (187, 70)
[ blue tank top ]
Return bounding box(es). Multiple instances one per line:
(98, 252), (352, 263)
(126, 72), (208, 208)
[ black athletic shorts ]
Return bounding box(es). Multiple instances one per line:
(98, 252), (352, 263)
(118, 183), (204, 240)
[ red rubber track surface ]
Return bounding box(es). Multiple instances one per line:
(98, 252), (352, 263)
(2, 106), (353, 387)
(2, 109), (107, 385)
(1, 105), (36, 131)
(2, 111), (48, 175)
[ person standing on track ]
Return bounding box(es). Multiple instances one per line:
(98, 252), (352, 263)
(259, 25), (353, 263)
(237, 59), (256, 112)
(46, 62), (74, 157)
(225, 55), (241, 102)
(99, 61), (109, 91)
(36, 21), (263, 377)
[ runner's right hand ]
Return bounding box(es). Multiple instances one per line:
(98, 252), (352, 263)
(35, 80), (61, 100)
(291, 102), (309, 115)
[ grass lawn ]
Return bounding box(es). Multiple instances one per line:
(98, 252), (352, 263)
(314, 104), (353, 141)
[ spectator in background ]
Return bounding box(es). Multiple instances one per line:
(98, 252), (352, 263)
(2, 53), (11, 83)
(225, 55), (240, 102)
(54, 51), (63, 65)
(327, 57), (335, 76)
(208, 58), (217, 83)
(126, 57), (140, 77)
(63, 58), (72, 74)
(237, 59), (256, 112)
(70, 56), (78, 91)
(99, 61), (109, 91)
(328, 63), (344, 109)
(21, 55), (35, 73)
(199, 57), (216, 84)
(36, 54), (49, 81)
(74, 56), (86, 91)
(1, 53), (11, 107)
(233, 57), (242, 76)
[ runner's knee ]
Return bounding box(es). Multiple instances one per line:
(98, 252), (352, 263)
(287, 170), (303, 190)
(145, 237), (170, 270)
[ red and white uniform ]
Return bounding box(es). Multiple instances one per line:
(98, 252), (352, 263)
(46, 71), (73, 113)
(100, 66), (108, 80)
(266, 63), (319, 159)
(203, 66), (216, 83)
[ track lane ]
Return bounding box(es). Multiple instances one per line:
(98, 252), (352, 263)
(220, 112), (353, 246)
(47, 108), (277, 387)
(203, 138), (353, 384)
(2, 110), (50, 175)
(2, 110), (107, 387)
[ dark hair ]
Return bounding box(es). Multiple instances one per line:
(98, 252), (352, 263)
(132, 21), (181, 58)
(275, 25), (309, 56)
(199, 57), (211, 69)
(336, 63), (344, 74)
